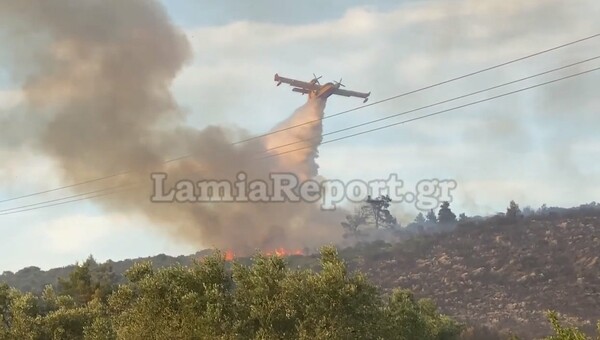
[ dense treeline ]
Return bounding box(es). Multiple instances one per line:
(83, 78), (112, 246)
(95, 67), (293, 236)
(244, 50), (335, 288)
(1, 247), (598, 339)
(0, 247), (462, 339)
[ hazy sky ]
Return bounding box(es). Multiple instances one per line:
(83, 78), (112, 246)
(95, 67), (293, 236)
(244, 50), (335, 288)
(0, 0), (598, 272)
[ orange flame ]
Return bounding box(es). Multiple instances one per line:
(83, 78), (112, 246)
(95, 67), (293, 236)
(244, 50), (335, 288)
(223, 248), (304, 261)
(265, 248), (304, 257)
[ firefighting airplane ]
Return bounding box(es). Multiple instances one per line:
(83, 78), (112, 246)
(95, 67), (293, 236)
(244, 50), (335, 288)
(274, 73), (371, 103)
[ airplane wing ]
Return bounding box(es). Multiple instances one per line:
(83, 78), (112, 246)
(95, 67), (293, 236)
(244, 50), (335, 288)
(274, 73), (320, 91)
(292, 88), (311, 95)
(333, 88), (371, 102)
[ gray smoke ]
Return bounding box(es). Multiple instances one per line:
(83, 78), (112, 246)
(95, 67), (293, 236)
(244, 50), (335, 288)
(0, 0), (345, 253)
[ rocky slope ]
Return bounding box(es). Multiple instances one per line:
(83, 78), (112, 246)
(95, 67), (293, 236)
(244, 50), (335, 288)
(342, 216), (600, 338)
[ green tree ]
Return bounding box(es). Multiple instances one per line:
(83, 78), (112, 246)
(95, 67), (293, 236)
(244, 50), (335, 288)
(544, 310), (593, 340)
(438, 201), (457, 224)
(57, 256), (115, 306)
(341, 206), (369, 235)
(426, 209), (437, 223)
(0, 283), (12, 339)
(342, 195), (398, 233)
(2, 290), (40, 340)
(381, 289), (430, 339)
(108, 253), (232, 340)
(382, 291), (462, 340)
(506, 200), (522, 222)
(414, 212), (426, 224)
(286, 246), (383, 339)
(366, 195), (398, 229)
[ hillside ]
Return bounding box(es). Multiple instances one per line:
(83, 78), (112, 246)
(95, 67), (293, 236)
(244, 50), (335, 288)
(2, 211), (599, 338)
(340, 216), (600, 338)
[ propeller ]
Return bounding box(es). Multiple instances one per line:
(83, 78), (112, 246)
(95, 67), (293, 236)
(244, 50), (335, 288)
(312, 73), (322, 84)
(334, 78), (345, 87)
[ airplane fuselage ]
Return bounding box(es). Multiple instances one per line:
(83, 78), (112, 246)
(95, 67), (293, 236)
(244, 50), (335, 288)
(309, 83), (339, 100)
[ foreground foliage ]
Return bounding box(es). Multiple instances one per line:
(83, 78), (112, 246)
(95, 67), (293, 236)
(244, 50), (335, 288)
(0, 247), (597, 339)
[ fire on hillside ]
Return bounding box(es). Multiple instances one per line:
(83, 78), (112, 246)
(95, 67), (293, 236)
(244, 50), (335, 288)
(223, 248), (304, 261)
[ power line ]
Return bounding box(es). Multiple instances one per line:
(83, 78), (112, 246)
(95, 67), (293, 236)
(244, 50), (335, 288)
(262, 66), (600, 160)
(1, 32), (598, 204)
(3, 66), (597, 216)
(0, 188), (131, 216)
(237, 32), (600, 144)
(0, 171), (132, 204)
(0, 184), (135, 214)
(264, 55), (600, 153)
